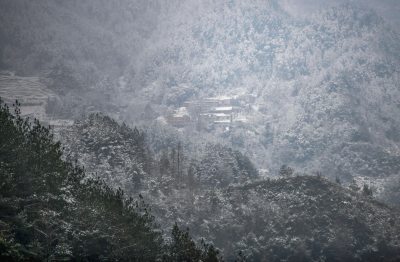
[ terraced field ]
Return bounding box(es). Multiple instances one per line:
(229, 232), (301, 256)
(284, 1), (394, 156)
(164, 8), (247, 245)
(0, 71), (55, 120)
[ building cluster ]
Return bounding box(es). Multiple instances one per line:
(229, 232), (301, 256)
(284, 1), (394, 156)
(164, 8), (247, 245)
(167, 96), (246, 130)
(166, 106), (191, 128)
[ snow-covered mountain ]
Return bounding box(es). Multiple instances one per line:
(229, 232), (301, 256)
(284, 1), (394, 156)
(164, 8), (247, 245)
(1, 1), (400, 182)
(55, 112), (400, 261)
(2, 1), (400, 260)
(121, 1), (400, 180)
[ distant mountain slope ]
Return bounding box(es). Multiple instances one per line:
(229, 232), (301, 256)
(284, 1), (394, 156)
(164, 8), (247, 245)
(129, 1), (400, 179)
(191, 176), (400, 261)
(0, 0), (157, 82)
(56, 113), (400, 261)
(1, 0), (400, 180)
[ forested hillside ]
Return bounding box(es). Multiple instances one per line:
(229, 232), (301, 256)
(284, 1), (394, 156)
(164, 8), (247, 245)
(56, 113), (258, 235)
(55, 109), (400, 261)
(0, 100), (221, 261)
(1, 0), (400, 182)
(194, 176), (400, 261)
(1, 0), (400, 260)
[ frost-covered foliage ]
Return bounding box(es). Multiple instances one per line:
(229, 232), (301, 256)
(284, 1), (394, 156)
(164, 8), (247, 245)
(188, 176), (400, 261)
(58, 113), (259, 194)
(58, 113), (150, 193)
(56, 113), (400, 260)
(379, 174), (400, 209)
(56, 113), (259, 245)
(124, 1), (400, 180)
(1, 0), (400, 181)
(0, 102), (164, 260)
(2, 1), (400, 258)
(194, 144), (259, 188)
(0, 101), (222, 261)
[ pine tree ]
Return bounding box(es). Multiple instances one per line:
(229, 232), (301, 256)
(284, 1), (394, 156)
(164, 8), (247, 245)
(0, 100), (165, 260)
(164, 224), (221, 262)
(0, 99), (223, 260)
(279, 165), (294, 177)
(362, 184), (373, 197)
(166, 223), (202, 261)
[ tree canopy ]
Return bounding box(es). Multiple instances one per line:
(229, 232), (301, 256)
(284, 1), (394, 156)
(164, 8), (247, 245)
(0, 100), (220, 261)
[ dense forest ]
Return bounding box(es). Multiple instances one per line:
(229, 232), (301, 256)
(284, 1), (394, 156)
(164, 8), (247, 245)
(0, 100), (221, 261)
(2, 0), (400, 181)
(1, 0), (400, 260)
(2, 100), (400, 261)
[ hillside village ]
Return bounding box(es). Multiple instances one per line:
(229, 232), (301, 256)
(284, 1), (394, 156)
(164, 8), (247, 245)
(0, 70), (259, 133)
(166, 94), (255, 131)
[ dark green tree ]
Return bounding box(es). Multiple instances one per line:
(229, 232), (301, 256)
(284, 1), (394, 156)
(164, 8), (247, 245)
(279, 165), (294, 177)
(164, 223), (221, 262)
(0, 99), (221, 260)
(0, 100), (164, 260)
(362, 184), (373, 197)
